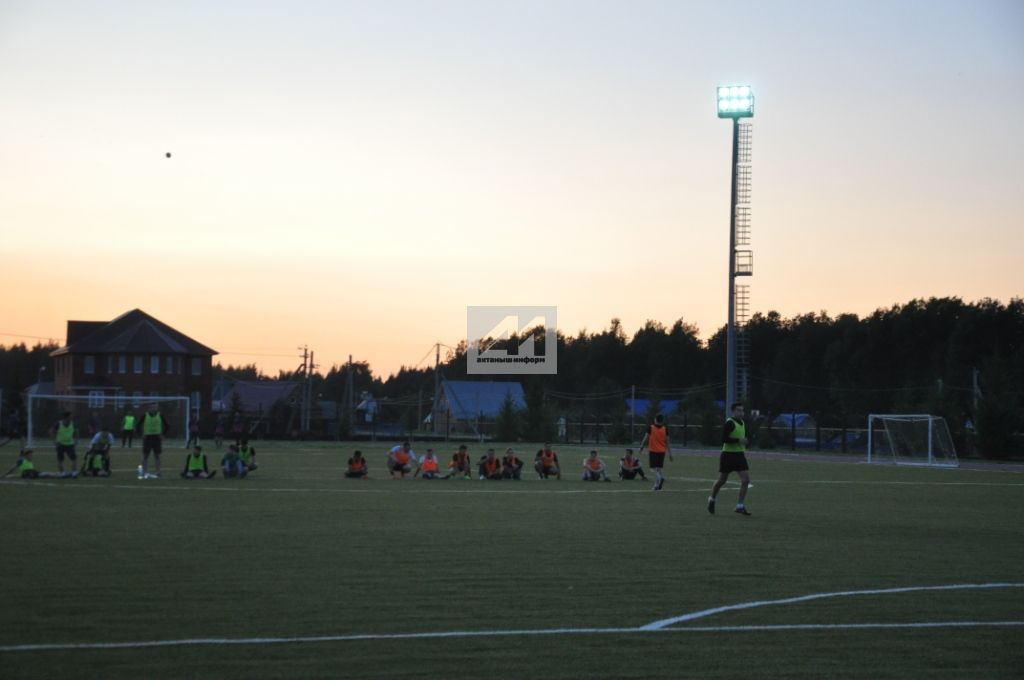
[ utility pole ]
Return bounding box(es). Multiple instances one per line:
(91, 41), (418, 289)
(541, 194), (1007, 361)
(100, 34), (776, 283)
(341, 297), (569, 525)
(347, 355), (355, 434)
(306, 351), (316, 433)
(433, 343), (441, 434)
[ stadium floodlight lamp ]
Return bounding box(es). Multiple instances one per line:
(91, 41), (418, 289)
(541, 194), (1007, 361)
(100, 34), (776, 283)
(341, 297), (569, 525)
(717, 85), (754, 118)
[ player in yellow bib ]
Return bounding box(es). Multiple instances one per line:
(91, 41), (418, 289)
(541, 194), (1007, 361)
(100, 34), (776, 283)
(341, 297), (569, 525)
(52, 412), (78, 477)
(708, 403), (752, 516)
(139, 404), (168, 479)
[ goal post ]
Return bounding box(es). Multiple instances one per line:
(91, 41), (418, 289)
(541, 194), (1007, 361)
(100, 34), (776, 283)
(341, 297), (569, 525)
(866, 414), (959, 467)
(26, 394), (192, 449)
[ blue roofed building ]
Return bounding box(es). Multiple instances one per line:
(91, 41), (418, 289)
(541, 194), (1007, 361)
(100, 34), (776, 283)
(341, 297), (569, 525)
(432, 379), (525, 436)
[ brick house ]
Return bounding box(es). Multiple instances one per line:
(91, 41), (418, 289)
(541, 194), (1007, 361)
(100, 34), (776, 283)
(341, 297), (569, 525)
(49, 309), (218, 416)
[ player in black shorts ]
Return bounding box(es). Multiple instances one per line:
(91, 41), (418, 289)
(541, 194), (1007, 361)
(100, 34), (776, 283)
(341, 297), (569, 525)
(708, 403), (752, 516)
(638, 414), (672, 490)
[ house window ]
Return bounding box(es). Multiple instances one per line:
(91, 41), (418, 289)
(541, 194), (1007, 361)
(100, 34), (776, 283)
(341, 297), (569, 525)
(106, 356), (113, 374)
(191, 358), (202, 376)
(132, 391), (143, 406)
(166, 356), (173, 375)
(88, 390), (105, 408)
(191, 391), (201, 413)
(119, 356), (127, 374)
(150, 356), (160, 374)
(133, 356), (143, 374)
(84, 356), (96, 375)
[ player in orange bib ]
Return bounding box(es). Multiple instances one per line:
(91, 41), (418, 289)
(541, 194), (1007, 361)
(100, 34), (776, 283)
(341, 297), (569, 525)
(478, 448), (503, 480)
(345, 450), (368, 479)
(448, 444), (472, 479)
(415, 449), (449, 480)
(501, 448), (524, 480)
(387, 441), (416, 479)
(618, 448), (647, 481)
(534, 443), (561, 480)
(581, 450), (611, 482)
(638, 414), (673, 490)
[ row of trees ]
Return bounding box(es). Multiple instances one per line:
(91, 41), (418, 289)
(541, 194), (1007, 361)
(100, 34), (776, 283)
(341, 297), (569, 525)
(3, 297), (1022, 457)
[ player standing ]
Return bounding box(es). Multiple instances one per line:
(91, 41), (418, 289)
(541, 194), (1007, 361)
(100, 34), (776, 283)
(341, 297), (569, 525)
(708, 403), (752, 516)
(52, 411), (78, 477)
(139, 403), (168, 479)
(638, 414), (672, 490)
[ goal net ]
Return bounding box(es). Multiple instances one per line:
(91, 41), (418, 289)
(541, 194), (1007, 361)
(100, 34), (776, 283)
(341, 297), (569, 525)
(867, 414), (959, 467)
(26, 394), (191, 450)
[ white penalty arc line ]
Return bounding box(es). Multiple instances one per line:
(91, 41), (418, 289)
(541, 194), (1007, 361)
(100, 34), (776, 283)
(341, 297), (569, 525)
(640, 582), (1024, 630)
(2, 583), (1022, 653)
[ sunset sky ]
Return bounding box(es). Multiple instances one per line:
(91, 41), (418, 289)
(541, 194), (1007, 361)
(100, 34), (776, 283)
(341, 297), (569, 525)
(1, 1), (1021, 378)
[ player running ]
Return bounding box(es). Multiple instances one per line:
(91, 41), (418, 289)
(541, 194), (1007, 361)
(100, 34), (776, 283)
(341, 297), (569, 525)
(708, 403), (753, 516)
(638, 414), (672, 490)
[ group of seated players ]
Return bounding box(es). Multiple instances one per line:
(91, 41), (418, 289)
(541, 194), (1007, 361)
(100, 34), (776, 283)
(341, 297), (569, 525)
(178, 441), (258, 479)
(1, 431), (259, 481)
(344, 441), (649, 482)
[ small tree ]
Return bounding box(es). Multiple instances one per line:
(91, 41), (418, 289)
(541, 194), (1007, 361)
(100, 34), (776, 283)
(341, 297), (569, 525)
(495, 392), (522, 442)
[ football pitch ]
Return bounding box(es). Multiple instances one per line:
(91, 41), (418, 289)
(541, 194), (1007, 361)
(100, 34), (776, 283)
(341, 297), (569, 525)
(2, 441), (1022, 679)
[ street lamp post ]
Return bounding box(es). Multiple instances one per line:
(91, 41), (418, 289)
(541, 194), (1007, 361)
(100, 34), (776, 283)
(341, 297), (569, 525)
(717, 86), (754, 409)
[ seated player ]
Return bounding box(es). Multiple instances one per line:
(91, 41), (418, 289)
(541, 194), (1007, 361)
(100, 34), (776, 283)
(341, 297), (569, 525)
(448, 444), (472, 479)
(81, 426), (116, 477)
(345, 450), (368, 479)
(618, 448), (647, 480)
(534, 443), (561, 480)
(478, 449), (503, 480)
(416, 449), (449, 479)
(221, 445), (247, 478)
(582, 450), (612, 482)
(2, 449), (63, 479)
(181, 445), (217, 479)
(238, 438), (258, 472)
(387, 441), (416, 479)
(501, 448), (524, 480)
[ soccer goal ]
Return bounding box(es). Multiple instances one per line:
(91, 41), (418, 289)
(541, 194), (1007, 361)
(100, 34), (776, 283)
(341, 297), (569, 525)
(866, 414), (959, 467)
(26, 394), (192, 449)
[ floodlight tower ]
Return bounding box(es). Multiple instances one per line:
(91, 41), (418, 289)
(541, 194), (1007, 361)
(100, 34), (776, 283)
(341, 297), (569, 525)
(717, 85), (754, 408)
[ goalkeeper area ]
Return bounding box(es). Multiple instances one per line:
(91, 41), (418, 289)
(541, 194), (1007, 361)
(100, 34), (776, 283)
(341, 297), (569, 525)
(24, 394), (191, 449)
(867, 414), (959, 467)
(1, 442), (1021, 679)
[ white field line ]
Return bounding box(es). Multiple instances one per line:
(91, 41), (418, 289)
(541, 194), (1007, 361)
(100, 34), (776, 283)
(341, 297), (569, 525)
(1, 583), (1022, 653)
(640, 582), (1024, 630)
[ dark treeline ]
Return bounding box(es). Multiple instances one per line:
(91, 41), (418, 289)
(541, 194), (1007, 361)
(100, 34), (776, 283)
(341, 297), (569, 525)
(3, 297), (1022, 456)
(373, 297), (1024, 457)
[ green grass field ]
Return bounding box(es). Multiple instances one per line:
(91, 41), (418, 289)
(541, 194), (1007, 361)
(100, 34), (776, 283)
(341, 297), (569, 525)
(2, 441), (1022, 679)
